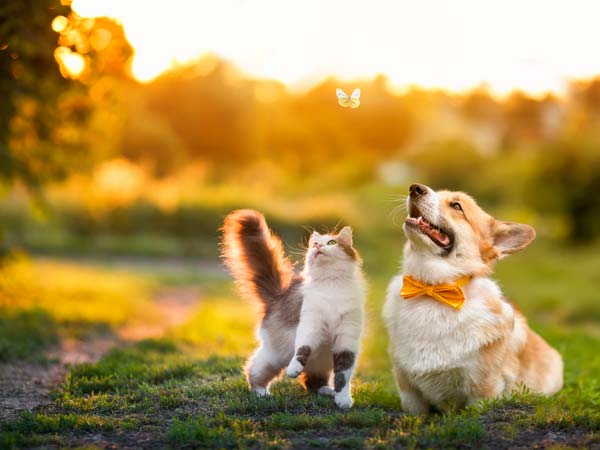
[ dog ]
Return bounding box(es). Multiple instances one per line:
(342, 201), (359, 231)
(382, 183), (563, 414)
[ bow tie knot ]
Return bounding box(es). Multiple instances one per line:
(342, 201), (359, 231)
(400, 275), (471, 310)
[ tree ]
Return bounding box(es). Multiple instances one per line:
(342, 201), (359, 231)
(1, 0), (134, 186)
(0, 0), (134, 255)
(0, 0), (83, 186)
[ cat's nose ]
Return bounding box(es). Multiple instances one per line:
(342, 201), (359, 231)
(315, 243), (322, 249)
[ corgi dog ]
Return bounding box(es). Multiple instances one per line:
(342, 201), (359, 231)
(382, 183), (563, 414)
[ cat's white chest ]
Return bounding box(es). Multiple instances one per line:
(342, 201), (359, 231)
(303, 283), (356, 313)
(301, 276), (365, 328)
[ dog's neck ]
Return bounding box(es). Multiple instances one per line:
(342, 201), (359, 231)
(402, 243), (490, 285)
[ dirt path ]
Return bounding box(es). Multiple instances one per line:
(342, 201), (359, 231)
(0, 362), (65, 422)
(119, 286), (199, 341)
(0, 286), (201, 423)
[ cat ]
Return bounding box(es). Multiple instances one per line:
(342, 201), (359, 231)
(221, 209), (366, 408)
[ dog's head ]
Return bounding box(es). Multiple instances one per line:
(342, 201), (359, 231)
(402, 183), (535, 281)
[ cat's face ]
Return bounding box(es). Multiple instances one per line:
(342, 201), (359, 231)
(306, 227), (359, 268)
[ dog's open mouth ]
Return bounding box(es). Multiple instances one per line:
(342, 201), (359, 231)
(406, 204), (452, 248)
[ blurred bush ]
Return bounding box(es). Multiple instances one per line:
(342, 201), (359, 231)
(529, 139), (600, 241)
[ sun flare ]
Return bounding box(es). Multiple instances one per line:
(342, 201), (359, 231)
(71, 0), (600, 96)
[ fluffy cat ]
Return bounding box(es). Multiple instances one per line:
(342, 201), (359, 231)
(221, 209), (366, 408)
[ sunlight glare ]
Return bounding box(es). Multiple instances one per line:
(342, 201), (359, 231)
(54, 46), (86, 78)
(71, 0), (600, 96)
(51, 15), (69, 33)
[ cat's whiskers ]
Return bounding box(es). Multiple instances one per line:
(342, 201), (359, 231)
(288, 244), (309, 259)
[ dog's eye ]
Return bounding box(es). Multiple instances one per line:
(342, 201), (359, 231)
(450, 202), (463, 211)
(327, 240), (337, 245)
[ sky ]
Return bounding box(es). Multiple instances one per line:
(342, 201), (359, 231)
(71, 0), (600, 97)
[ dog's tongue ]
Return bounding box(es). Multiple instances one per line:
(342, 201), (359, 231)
(416, 217), (450, 247)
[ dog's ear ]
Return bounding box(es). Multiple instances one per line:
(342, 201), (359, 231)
(491, 221), (536, 258)
(338, 226), (353, 247)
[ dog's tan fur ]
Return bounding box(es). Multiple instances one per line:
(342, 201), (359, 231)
(383, 185), (563, 414)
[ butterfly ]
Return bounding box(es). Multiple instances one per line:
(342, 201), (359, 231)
(336, 88), (361, 109)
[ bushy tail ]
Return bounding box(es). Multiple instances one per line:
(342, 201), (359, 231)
(221, 209), (295, 315)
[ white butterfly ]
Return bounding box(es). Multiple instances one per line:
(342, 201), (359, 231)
(336, 88), (361, 108)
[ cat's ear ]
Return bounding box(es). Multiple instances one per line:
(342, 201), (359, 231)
(338, 226), (353, 247)
(312, 231), (321, 239)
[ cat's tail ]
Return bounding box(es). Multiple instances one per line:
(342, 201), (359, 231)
(221, 209), (295, 315)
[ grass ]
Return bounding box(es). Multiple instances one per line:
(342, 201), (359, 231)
(0, 253), (157, 356)
(0, 253), (192, 362)
(0, 253), (157, 326)
(0, 237), (599, 448)
(0, 308), (59, 362)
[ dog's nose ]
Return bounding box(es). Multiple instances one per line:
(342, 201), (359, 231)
(409, 183), (428, 197)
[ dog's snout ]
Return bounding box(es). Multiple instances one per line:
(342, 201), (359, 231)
(409, 183), (428, 197)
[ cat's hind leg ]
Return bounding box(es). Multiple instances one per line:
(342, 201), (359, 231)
(301, 349), (334, 396)
(300, 373), (334, 396)
(245, 336), (289, 396)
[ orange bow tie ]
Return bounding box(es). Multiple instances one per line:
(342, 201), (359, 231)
(400, 275), (472, 310)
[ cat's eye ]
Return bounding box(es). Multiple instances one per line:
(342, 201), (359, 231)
(450, 202), (463, 212)
(327, 239), (337, 245)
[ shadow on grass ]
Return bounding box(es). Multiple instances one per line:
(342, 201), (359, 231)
(0, 307), (119, 364)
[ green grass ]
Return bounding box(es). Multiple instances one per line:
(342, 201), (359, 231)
(0, 253), (206, 361)
(0, 253), (157, 331)
(0, 240), (599, 448)
(0, 308), (59, 362)
(1, 336), (599, 449)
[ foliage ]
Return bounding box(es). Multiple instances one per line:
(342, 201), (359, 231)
(3, 1), (600, 245)
(0, 0), (79, 185)
(529, 139), (600, 241)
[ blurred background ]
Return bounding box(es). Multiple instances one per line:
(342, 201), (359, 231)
(1, 0), (600, 373)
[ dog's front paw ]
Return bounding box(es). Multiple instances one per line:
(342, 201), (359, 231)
(400, 391), (430, 415)
(286, 359), (303, 378)
(334, 393), (353, 408)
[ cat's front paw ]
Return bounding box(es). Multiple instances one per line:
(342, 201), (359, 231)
(334, 393), (353, 408)
(252, 386), (271, 397)
(286, 359), (303, 378)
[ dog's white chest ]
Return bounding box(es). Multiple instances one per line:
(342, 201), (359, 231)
(383, 276), (507, 374)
